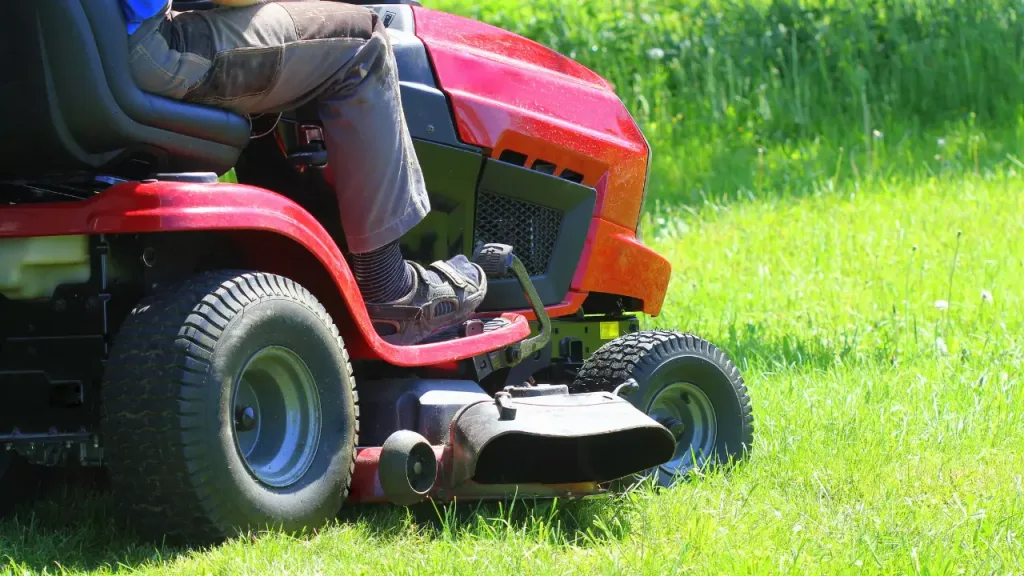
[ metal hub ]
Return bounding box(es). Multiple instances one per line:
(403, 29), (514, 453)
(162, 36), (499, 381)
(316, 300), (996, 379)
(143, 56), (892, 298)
(235, 406), (258, 432)
(232, 346), (321, 488)
(649, 381), (718, 477)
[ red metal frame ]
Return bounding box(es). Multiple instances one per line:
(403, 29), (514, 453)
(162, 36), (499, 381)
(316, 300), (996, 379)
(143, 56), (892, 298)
(0, 181), (529, 366)
(412, 7), (670, 315)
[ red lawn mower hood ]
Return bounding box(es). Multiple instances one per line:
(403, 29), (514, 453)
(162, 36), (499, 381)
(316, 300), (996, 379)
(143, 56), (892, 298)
(411, 7), (651, 232)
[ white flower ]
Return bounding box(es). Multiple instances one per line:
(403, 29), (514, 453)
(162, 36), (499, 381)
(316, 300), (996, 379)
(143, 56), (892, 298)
(936, 337), (949, 355)
(873, 129), (883, 139)
(937, 138), (946, 147)
(981, 289), (993, 302)
(934, 300), (949, 310)
(647, 47), (665, 60)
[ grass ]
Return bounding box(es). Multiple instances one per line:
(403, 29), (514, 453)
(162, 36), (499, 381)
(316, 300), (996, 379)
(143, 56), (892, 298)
(3, 169), (1022, 575)
(4, 0), (1024, 573)
(436, 0), (1024, 207)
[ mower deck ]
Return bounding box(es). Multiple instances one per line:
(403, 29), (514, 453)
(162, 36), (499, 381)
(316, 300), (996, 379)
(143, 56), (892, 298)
(349, 381), (675, 505)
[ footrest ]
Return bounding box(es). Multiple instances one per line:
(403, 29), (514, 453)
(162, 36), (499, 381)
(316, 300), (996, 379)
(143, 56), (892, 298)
(419, 317), (513, 345)
(360, 312), (531, 367)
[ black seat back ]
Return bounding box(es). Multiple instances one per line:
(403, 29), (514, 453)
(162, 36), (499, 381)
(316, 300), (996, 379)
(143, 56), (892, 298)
(0, 0), (251, 179)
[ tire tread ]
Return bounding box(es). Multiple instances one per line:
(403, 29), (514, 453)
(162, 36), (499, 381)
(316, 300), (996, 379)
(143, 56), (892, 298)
(102, 270), (358, 542)
(572, 330), (754, 466)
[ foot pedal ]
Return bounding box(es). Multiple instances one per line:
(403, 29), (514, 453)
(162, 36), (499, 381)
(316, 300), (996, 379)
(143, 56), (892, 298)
(472, 243), (514, 277)
(469, 243), (552, 371)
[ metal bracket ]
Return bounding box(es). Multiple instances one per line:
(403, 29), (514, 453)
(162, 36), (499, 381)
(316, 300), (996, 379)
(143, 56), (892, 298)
(94, 235), (112, 354)
(494, 392), (517, 420)
(612, 378), (640, 398)
(4, 430), (94, 467)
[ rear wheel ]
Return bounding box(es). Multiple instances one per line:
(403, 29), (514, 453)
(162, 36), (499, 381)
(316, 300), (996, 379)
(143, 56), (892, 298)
(102, 271), (358, 542)
(573, 330), (753, 487)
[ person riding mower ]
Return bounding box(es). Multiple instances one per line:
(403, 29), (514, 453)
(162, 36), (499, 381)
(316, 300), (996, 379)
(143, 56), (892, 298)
(0, 0), (754, 543)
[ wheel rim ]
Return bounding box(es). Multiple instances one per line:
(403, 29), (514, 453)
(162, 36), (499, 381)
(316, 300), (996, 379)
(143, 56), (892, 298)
(232, 346), (321, 488)
(648, 381), (718, 477)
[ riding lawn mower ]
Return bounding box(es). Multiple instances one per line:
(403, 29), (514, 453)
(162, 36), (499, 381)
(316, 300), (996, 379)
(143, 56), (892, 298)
(0, 0), (754, 542)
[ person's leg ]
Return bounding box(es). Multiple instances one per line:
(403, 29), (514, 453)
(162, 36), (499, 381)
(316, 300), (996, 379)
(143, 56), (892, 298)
(129, 3), (428, 250)
(127, 2), (487, 344)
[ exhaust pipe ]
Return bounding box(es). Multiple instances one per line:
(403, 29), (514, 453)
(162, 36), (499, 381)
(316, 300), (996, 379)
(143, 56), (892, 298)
(448, 384), (675, 486)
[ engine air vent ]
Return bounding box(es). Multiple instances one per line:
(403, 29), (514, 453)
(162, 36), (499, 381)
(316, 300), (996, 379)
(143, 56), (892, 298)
(497, 150), (528, 166)
(474, 192), (563, 276)
(531, 159), (557, 174)
(559, 169), (584, 183)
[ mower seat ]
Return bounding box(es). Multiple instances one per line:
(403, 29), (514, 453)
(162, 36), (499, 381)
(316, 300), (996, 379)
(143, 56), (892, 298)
(0, 0), (250, 179)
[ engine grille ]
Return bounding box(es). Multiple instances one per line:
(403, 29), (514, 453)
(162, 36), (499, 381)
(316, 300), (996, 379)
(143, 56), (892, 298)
(474, 192), (563, 276)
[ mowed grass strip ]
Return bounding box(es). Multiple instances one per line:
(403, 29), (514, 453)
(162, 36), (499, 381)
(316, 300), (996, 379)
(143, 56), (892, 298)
(2, 169), (1021, 575)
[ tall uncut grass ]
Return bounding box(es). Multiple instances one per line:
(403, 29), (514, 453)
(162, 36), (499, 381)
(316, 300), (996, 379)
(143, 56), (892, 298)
(433, 0), (1024, 206)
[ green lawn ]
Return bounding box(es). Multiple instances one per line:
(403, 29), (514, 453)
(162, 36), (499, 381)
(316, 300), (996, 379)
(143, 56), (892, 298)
(3, 167), (1022, 575)
(4, 0), (1024, 573)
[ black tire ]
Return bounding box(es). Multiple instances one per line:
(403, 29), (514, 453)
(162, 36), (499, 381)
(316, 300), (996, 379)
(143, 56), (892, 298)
(0, 452), (36, 517)
(573, 330), (753, 487)
(102, 270), (358, 542)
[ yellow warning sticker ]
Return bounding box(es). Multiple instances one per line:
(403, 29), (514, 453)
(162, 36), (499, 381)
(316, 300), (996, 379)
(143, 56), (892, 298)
(600, 321), (620, 340)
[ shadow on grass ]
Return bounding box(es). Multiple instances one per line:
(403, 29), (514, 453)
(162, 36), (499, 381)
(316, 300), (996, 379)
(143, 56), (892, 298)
(1, 470), (640, 574)
(722, 324), (896, 373)
(644, 314), (902, 376)
(0, 470), (169, 574)
(643, 114), (1019, 211)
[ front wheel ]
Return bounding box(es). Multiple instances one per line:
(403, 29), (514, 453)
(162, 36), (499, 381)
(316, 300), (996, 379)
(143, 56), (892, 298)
(573, 330), (753, 487)
(102, 271), (359, 542)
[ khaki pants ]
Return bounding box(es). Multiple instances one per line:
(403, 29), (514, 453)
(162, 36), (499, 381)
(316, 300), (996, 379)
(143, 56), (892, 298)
(128, 1), (429, 253)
